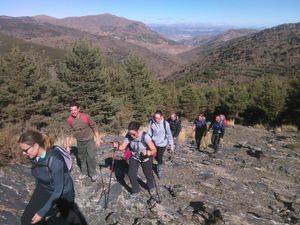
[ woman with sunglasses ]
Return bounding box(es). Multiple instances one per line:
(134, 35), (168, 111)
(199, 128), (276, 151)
(19, 130), (75, 225)
(114, 121), (157, 195)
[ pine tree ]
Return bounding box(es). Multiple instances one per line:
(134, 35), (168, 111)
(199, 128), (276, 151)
(124, 55), (159, 122)
(219, 84), (250, 119)
(58, 40), (116, 126)
(0, 47), (54, 126)
(250, 76), (287, 124)
(178, 85), (198, 120)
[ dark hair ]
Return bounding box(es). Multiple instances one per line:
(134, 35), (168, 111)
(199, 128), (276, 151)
(19, 130), (53, 150)
(154, 110), (163, 116)
(128, 121), (141, 131)
(70, 101), (79, 108)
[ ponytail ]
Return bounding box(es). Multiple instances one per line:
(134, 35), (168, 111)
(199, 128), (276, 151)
(42, 133), (54, 151)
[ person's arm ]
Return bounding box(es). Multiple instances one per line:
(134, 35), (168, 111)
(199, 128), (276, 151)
(145, 140), (157, 156)
(192, 120), (196, 131)
(37, 157), (65, 218)
(204, 123), (208, 136)
(88, 116), (103, 147)
(113, 135), (129, 152)
(147, 122), (153, 137)
(174, 121), (181, 138)
(165, 122), (174, 148)
(220, 124), (225, 138)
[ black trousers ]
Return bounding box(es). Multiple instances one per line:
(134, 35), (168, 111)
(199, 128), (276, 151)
(155, 146), (166, 165)
(128, 156), (155, 193)
(211, 133), (221, 153)
(195, 131), (205, 150)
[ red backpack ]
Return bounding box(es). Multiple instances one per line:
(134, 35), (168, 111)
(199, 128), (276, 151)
(67, 112), (91, 129)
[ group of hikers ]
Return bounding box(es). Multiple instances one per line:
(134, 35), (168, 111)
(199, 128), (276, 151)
(18, 101), (227, 225)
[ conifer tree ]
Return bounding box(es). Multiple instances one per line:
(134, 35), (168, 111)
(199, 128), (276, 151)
(58, 40), (116, 125)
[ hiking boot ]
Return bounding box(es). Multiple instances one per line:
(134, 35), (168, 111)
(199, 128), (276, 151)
(91, 174), (99, 182)
(79, 174), (88, 180)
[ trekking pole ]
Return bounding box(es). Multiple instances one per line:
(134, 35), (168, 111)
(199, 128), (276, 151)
(152, 169), (161, 204)
(104, 142), (118, 209)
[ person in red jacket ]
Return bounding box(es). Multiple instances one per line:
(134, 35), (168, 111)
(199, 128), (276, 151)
(66, 101), (103, 182)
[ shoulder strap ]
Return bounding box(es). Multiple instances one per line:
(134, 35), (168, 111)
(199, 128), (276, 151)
(46, 153), (54, 181)
(141, 131), (146, 146)
(150, 119), (154, 137)
(67, 116), (74, 128)
(163, 120), (167, 139)
(79, 113), (90, 126)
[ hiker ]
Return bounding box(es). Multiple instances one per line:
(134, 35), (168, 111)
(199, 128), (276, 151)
(219, 114), (228, 142)
(193, 113), (208, 151)
(167, 113), (182, 147)
(207, 115), (225, 153)
(113, 121), (157, 195)
(66, 101), (102, 182)
(19, 130), (75, 225)
(148, 110), (174, 178)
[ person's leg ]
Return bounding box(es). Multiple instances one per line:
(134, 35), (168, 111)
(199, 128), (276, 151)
(215, 134), (221, 152)
(86, 139), (97, 178)
(77, 141), (88, 176)
(212, 134), (220, 153)
(141, 157), (155, 190)
(156, 146), (166, 165)
(156, 146), (166, 178)
(128, 157), (141, 193)
(195, 133), (201, 151)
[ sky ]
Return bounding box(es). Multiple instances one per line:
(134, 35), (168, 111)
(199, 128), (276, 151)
(0, 0), (299, 27)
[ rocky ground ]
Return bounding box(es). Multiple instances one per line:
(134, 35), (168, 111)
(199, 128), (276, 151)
(0, 125), (299, 225)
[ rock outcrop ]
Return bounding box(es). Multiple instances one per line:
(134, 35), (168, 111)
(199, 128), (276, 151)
(0, 125), (299, 225)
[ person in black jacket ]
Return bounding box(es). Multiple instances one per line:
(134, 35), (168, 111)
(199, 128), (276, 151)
(207, 115), (225, 153)
(167, 113), (182, 148)
(193, 114), (207, 151)
(19, 130), (76, 225)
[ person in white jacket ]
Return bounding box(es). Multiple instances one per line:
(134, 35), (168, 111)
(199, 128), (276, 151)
(148, 110), (174, 178)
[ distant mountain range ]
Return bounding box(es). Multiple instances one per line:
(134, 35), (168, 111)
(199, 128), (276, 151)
(0, 14), (298, 82)
(33, 14), (189, 55)
(0, 15), (184, 78)
(149, 23), (234, 41)
(170, 23), (300, 84)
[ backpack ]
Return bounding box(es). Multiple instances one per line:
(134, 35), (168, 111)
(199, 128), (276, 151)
(127, 131), (148, 152)
(128, 131), (154, 162)
(150, 119), (167, 140)
(67, 112), (90, 129)
(47, 146), (73, 174)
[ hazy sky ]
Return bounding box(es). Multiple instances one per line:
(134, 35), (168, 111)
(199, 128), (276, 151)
(0, 0), (299, 27)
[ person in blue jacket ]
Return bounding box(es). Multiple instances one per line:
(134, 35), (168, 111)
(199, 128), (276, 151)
(19, 130), (75, 225)
(207, 115), (225, 153)
(193, 113), (207, 151)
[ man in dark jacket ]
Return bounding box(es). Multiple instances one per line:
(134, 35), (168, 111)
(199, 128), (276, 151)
(207, 115), (225, 153)
(193, 114), (207, 151)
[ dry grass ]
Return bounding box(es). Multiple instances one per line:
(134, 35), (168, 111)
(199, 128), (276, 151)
(0, 126), (27, 166)
(253, 124), (266, 129)
(227, 119), (235, 127)
(279, 124), (298, 132)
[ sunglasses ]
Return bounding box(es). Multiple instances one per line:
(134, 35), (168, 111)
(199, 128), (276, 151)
(21, 145), (33, 153)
